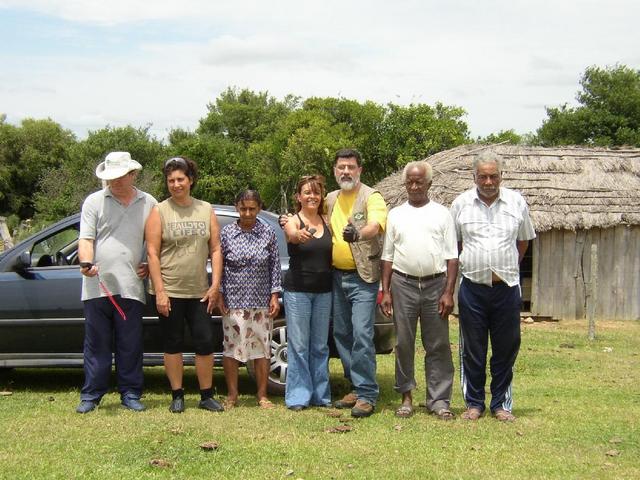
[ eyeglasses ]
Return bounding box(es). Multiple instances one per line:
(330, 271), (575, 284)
(164, 157), (188, 168)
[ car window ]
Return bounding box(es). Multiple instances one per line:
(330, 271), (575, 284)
(216, 213), (237, 230)
(215, 210), (288, 260)
(31, 225), (80, 267)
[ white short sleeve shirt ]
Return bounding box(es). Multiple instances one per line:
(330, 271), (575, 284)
(381, 200), (458, 277)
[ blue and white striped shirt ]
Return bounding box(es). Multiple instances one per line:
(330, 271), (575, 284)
(450, 187), (535, 287)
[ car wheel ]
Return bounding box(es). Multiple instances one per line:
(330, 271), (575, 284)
(246, 319), (287, 396)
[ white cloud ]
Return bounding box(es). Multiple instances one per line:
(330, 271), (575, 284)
(1, 0), (640, 139)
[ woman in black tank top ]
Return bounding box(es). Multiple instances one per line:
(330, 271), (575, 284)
(282, 175), (333, 410)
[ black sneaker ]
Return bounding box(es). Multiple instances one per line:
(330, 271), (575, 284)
(287, 404), (306, 412)
(121, 396), (146, 412)
(169, 397), (185, 413)
(76, 400), (98, 414)
(198, 397), (224, 412)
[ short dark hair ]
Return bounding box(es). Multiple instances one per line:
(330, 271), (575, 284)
(163, 156), (198, 189)
(235, 189), (264, 208)
(334, 148), (362, 167)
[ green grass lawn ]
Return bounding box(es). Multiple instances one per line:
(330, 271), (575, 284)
(1, 319), (638, 479)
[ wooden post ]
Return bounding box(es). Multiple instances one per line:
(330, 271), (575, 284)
(0, 216), (13, 251)
(586, 243), (598, 340)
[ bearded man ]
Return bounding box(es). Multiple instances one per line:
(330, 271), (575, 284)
(327, 148), (388, 418)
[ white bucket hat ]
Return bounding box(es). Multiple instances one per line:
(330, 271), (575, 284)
(95, 151), (143, 180)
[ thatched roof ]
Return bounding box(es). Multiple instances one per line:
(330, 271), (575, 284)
(374, 144), (640, 232)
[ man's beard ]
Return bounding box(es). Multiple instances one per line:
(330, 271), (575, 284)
(338, 176), (359, 191)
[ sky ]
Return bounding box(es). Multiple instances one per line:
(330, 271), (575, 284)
(1, 0), (639, 141)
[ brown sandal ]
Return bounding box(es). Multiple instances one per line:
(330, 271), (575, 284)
(461, 407), (482, 420)
(434, 408), (455, 420)
(493, 409), (516, 422)
(257, 398), (275, 409)
(395, 405), (414, 418)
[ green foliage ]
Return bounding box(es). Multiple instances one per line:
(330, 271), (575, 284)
(198, 87), (298, 144)
(34, 125), (167, 221)
(2, 89), (471, 222)
(249, 108), (353, 211)
(0, 118), (76, 218)
(168, 132), (251, 205)
(378, 102), (469, 174)
(537, 64), (640, 146)
(478, 129), (525, 145)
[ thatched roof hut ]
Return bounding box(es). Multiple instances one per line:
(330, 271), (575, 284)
(374, 144), (640, 321)
(375, 143), (640, 231)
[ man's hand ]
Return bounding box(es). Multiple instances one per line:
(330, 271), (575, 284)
(278, 214), (292, 229)
(438, 292), (454, 320)
(381, 291), (393, 318)
(80, 262), (98, 277)
(342, 222), (360, 243)
(136, 262), (149, 279)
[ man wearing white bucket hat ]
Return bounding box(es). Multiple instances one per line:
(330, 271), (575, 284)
(76, 151), (157, 413)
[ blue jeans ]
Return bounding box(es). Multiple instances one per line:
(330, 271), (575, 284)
(284, 290), (332, 407)
(332, 271), (379, 405)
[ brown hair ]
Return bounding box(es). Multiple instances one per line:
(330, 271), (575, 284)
(163, 156), (198, 189)
(293, 175), (326, 213)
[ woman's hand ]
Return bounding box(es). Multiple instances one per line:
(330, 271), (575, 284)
(217, 295), (229, 316)
(155, 291), (171, 317)
(268, 293), (280, 318)
(296, 227), (314, 244)
(201, 287), (220, 315)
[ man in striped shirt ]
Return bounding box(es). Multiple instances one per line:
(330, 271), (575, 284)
(450, 150), (535, 422)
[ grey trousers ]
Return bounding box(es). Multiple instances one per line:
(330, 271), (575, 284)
(391, 272), (454, 412)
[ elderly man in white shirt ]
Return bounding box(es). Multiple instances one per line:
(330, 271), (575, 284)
(450, 150), (536, 422)
(381, 161), (459, 419)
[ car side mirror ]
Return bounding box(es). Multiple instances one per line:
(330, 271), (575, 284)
(17, 251), (32, 270)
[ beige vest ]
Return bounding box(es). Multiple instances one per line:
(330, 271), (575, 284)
(326, 183), (384, 283)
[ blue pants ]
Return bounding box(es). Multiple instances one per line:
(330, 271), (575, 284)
(80, 296), (144, 402)
(458, 277), (521, 413)
(332, 271), (379, 405)
(284, 290), (332, 407)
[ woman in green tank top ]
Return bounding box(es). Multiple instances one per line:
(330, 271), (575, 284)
(146, 157), (224, 413)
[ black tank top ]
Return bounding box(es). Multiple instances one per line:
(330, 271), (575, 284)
(283, 214), (332, 293)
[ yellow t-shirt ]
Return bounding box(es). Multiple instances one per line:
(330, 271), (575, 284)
(331, 190), (387, 270)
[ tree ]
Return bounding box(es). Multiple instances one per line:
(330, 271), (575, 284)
(35, 125), (167, 221)
(478, 129), (524, 145)
(249, 108), (353, 211)
(167, 129), (252, 205)
(537, 65), (640, 146)
(0, 118), (76, 219)
(377, 102), (469, 173)
(198, 87), (298, 144)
